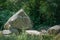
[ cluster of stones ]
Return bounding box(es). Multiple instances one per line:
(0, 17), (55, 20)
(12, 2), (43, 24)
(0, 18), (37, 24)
(2, 9), (60, 36)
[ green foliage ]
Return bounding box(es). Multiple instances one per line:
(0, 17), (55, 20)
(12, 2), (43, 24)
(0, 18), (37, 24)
(0, 0), (6, 3)
(0, 10), (15, 30)
(22, 0), (56, 30)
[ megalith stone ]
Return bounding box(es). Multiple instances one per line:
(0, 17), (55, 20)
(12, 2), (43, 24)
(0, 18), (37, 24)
(4, 9), (32, 32)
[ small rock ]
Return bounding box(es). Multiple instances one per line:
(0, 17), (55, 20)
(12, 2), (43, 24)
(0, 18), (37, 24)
(25, 30), (40, 35)
(2, 30), (11, 35)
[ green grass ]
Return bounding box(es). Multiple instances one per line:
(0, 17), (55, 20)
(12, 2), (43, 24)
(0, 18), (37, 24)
(0, 32), (55, 40)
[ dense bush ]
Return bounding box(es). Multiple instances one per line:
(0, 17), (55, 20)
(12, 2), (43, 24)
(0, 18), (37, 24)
(22, 0), (56, 30)
(0, 10), (15, 30)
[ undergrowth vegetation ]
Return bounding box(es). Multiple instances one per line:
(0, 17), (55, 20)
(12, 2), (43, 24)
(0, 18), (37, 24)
(0, 32), (55, 40)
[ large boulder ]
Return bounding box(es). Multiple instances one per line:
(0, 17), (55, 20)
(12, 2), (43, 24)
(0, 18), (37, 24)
(47, 25), (60, 35)
(4, 9), (32, 33)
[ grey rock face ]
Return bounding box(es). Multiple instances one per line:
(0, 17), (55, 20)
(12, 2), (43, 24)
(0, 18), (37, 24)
(47, 25), (60, 35)
(4, 9), (32, 32)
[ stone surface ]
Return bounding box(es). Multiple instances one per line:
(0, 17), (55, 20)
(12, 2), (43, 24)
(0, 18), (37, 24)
(25, 30), (40, 35)
(25, 30), (48, 35)
(4, 9), (32, 32)
(47, 25), (60, 35)
(41, 29), (47, 34)
(2, 30), (11, 35)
